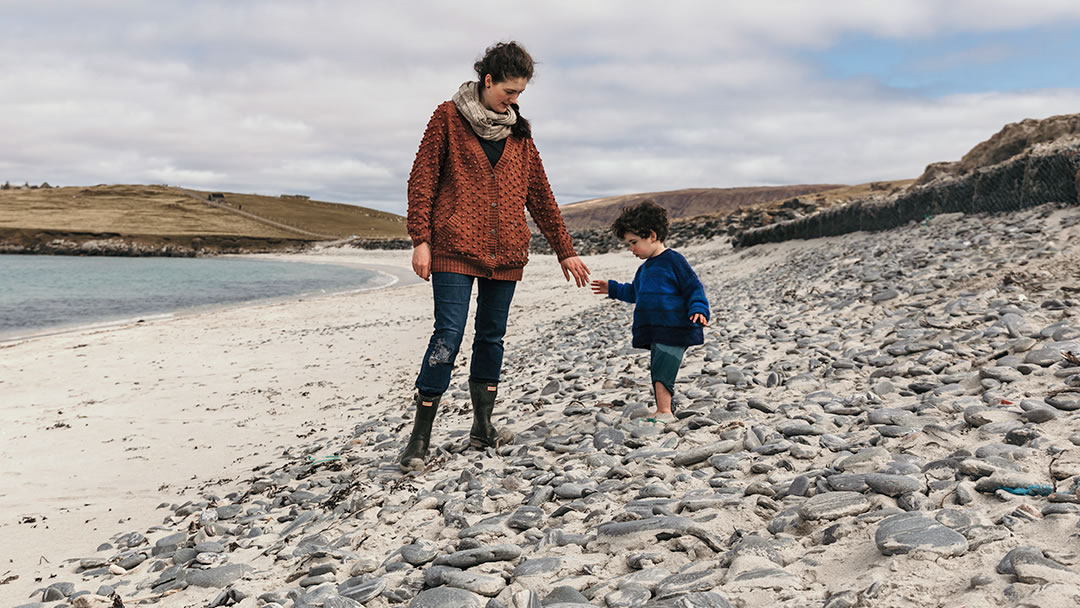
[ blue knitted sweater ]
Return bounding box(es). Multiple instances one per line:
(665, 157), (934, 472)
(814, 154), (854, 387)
(607, 249), (710, 349)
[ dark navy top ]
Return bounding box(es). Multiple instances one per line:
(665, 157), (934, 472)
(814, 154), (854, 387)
(607, 249), (710, 349)
(477, 135), (506, 167)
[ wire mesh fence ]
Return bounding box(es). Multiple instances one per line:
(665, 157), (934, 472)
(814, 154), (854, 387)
(734, 145), (1080, 248)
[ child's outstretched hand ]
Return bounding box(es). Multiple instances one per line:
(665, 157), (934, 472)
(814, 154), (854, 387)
(690, 313), (708, 327)
(590, 279), (608, 295)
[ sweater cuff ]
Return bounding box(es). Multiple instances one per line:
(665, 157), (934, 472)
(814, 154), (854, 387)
(551, 238), (577, 261)
(410, 234), (430, 247)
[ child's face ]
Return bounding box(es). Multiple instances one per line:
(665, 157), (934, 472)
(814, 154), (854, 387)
(623, 231), (664, 259)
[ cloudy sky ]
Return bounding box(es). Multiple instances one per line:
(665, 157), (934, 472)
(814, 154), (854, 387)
(3, 1), (1080, 215)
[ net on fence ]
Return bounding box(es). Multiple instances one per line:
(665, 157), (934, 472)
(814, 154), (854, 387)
(733, 146), (1080, 248)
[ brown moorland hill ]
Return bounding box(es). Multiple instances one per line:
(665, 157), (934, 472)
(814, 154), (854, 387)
(2, 185), (295, 237)
(0, 184), (407, 254)
(179, 188), (407, 239)
(553, 184), (845, 231)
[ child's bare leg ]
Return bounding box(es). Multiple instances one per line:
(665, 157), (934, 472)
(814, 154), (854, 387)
(654, 381), (673, 415)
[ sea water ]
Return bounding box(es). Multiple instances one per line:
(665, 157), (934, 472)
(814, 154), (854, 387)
(0, 254), (383, 339)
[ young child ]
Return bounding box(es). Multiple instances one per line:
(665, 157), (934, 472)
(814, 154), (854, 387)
(591, 200), (710, 423)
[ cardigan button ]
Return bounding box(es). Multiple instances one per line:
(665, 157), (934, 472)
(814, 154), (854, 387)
(490, 202), (497, 208)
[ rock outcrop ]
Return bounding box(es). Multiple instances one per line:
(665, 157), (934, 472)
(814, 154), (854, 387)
(916, 113), (1080, 185)
(734, 114), (1080, 248)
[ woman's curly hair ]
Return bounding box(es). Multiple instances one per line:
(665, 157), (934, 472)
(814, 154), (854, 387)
(611, 199), (669, 242)
(474, 41), (534, 139)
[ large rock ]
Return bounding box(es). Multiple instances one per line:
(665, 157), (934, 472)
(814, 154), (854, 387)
(798, 492), (872, 521)
(875, 513), (969, 557)
(596, 517), (694, 549)
(723, 555), (802, 590)
(1046, 392), (1080, 411)
(409, 587), (486, 608)
(642, 591), (734, 607)
(440, 544), (522, 568)
(185, 564), (252, 588)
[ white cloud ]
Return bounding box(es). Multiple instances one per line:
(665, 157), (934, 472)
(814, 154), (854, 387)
(145, 166), (226, 186)
(2, 1), (1080, 214)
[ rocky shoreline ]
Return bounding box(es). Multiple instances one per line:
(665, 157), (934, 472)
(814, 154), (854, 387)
(0, 229), (319, 257)
(12, 201), (1080, 608)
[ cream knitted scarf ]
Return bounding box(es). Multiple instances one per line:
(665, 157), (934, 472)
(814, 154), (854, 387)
(452, 81), (517, 141)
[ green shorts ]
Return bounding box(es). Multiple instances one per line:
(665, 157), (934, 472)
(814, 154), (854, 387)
(650, 343), (687, 397)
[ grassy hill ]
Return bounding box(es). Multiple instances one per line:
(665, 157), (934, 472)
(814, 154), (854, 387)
(179, 188), (406, 239)
(0, 184), (407, 254)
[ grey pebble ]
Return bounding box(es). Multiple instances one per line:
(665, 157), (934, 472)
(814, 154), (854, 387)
(864, 473), (922, 497)
(875, 513), (968, 557)
(400, 541), (438, 566)
(439, 544), (522, 569)
(798, 492), (872, 521)
(185, 564), (252, 588)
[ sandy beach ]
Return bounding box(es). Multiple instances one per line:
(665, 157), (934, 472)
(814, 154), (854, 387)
(3, 205), (1080, 607)
(0, 248), (640, 603)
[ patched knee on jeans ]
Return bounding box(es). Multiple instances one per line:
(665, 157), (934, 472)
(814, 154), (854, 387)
(428, 338), (453, 366)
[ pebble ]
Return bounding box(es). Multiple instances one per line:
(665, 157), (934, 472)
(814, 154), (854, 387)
(875, 513), (969, 557)
(425, 566), (506, 597)
(400, 541), (439, 566)
(440, 544), (522, 568)
(798, 491), (872, 521)
(185, 564), (252, 588)
(864, 473), (922, 497)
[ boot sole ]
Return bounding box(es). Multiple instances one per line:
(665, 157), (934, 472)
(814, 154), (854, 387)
(399, 457), (425, 472)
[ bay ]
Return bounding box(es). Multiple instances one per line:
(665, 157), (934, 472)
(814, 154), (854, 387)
(0, 254), (384, 339)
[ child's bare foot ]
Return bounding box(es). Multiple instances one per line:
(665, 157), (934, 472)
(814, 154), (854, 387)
(652, 412), (677, 424)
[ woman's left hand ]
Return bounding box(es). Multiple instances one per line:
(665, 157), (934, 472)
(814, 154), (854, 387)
(560, 256), (590, 287)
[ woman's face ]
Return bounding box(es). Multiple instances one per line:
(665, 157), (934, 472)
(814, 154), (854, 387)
(481, 75), (528, 113)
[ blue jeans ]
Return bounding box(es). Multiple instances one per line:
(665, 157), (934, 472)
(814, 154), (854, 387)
(415, 272), (517, 396)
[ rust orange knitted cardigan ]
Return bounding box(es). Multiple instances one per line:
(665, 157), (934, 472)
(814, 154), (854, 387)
(407, 101), (578, 281)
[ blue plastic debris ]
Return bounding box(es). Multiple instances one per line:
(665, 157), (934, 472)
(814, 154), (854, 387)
(998, 485), (1054, 496)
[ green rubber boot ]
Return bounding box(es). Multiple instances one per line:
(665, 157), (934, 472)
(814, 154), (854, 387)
(469, 380), (502, 449)
(398, 392), (440, 472)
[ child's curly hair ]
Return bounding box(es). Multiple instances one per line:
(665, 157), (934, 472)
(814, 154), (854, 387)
(611, 199), (669, 242)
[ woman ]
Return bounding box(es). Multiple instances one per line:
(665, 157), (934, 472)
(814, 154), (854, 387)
(400, 41), (590, 471)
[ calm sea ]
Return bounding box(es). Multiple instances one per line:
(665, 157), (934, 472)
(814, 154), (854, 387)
(0, 254), (384, 340)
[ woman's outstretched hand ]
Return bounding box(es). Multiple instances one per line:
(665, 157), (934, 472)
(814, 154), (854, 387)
(590, 279), (608, 295)
(560, 256), (590, 287)
(412, 242), (432, 281)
